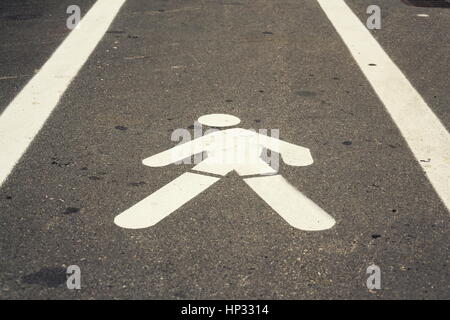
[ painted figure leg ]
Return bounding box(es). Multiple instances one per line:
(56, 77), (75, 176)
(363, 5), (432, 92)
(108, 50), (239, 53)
(114, 172), (220, 229)
(243, 175), (335, 231)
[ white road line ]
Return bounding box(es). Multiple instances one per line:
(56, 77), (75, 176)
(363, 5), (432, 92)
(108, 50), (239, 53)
(317, 0), (450, 211)
(0, 0), (126, 186)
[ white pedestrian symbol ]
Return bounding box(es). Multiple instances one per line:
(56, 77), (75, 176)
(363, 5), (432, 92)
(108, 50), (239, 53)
(114, 114), (335, 231)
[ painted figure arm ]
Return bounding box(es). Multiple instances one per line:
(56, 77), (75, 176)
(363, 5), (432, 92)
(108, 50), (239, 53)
(142, 133), (215, 167)
(256, 133), (314, 166)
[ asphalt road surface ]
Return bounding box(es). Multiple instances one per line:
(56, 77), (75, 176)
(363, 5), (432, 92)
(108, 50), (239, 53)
(0, 0), (449, 299)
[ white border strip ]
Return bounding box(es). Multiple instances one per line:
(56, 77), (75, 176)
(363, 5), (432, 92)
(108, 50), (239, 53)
(0, 0), (126, 186)
(317, 0), (450, 210)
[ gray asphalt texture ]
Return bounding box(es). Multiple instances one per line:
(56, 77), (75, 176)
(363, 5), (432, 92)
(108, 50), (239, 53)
(0, 0), (449, 299)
